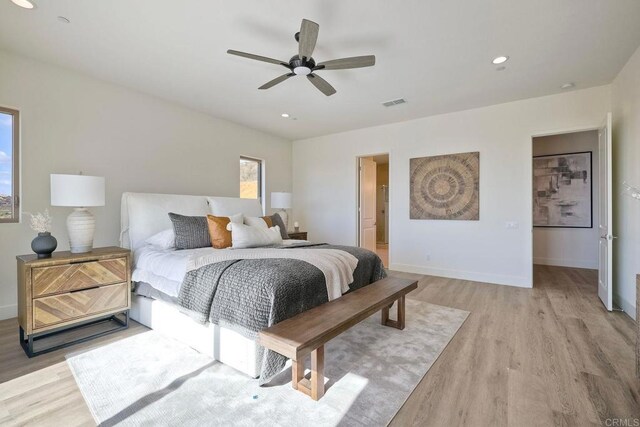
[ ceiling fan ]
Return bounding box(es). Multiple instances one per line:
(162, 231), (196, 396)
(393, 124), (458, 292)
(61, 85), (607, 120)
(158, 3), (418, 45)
(227, 19), (375, 96)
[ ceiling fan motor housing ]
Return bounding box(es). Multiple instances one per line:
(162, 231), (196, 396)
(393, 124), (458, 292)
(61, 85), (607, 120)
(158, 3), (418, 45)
(290, 55), (316, 75)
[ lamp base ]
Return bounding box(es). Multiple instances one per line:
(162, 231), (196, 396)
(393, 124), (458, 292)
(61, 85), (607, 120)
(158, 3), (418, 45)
(67, 208), (96, 253)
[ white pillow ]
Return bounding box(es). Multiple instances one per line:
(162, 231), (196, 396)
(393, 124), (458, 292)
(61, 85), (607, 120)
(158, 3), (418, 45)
(224, 213), (245, 231)
(144, 228), (176, 250)
(244, 216), (269, 229)
(230, 223), (283, 248)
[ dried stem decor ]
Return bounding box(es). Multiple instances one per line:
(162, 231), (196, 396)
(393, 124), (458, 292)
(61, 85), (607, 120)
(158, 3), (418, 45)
(29, 209), (53, 233)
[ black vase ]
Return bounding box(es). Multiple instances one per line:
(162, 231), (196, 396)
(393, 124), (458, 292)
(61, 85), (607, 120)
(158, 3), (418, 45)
(31, 232), (57, 259)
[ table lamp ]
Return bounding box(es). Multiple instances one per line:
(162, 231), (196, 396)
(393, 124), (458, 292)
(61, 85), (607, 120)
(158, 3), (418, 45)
(270, 192), (292, 231)
(51, 174), (105, 253)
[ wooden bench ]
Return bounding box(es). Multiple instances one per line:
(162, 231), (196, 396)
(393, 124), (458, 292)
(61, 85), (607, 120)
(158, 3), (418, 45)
(259, 276), (418, 400)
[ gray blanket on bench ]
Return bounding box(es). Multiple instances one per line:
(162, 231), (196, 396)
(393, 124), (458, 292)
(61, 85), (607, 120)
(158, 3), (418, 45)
(177, 244), (386, 384)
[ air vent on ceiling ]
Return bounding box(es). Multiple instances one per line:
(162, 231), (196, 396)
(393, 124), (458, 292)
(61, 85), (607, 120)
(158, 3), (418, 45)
(382, 98), (406, 107)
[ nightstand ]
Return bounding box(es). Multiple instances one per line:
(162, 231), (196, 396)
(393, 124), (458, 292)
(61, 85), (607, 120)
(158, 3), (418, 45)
(17, 246), (131, 357)
(288, 231), (308, 240)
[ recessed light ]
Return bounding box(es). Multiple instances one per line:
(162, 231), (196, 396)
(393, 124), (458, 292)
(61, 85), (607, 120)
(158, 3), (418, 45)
(57, 16), (70, 23)
(10, 0), (36, 9)
(560, 82), (575, 90)
(492, 56), (509, 65)
(281, 113), (289, 118)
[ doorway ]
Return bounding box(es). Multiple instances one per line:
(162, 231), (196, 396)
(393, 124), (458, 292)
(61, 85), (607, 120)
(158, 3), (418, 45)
(357, 154), (389, 267)
(531, 114), (613, 311)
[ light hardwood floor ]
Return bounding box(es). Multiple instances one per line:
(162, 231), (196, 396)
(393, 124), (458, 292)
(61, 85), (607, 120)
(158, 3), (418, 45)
(0, 265), (637, 426)
(391, 265), (639, 426)
(375, 244), (389, 268)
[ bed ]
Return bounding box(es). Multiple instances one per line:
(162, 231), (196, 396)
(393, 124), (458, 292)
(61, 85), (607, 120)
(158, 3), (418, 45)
(120, 192), (385, 382)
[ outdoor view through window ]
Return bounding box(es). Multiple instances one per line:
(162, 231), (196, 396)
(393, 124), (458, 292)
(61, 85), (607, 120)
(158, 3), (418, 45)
(240, 157), (261, 201)
(0, 109), (17, 222)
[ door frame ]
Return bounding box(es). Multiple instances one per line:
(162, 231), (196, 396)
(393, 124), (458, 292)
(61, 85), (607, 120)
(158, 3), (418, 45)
(529, 124), (601, 287)
(356, 152), (391, 262)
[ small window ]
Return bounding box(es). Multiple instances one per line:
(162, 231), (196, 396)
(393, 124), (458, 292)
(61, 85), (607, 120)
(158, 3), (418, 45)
(0, 107), (19, 223)
(239, 156), (262, 202)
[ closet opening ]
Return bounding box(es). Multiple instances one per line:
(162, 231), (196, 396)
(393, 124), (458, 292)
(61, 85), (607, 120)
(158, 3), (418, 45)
(532, 117), (615, 311)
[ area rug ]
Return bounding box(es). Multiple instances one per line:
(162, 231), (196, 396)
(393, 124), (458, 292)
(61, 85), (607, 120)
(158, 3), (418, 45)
(67, 300), (468, 426)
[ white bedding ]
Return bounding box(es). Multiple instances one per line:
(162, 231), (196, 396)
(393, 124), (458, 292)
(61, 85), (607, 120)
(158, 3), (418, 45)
(132, 240), (311, 298)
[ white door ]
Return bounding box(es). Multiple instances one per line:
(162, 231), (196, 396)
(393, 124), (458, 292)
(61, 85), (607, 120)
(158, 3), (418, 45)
(359, 158), (377, 252)
(598, 112), (613, 311)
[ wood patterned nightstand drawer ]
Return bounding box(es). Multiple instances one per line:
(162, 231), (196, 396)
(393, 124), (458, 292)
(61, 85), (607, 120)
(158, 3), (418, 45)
(32, 258), (127, 298)
(17, 247), (132, 357)
(33, 282), (128, 329)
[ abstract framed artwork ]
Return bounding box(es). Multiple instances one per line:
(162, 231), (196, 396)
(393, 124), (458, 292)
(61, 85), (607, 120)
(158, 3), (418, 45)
(533, 151), (592, 228)
(410, 151), (479, 220)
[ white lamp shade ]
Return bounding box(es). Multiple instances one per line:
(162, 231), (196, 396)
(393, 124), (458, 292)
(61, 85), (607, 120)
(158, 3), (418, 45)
(271, 192), (292, 209)
(51, 174), (105, 207)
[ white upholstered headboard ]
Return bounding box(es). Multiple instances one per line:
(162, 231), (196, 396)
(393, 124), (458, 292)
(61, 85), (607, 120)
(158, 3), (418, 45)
(120, 192), (263, 251)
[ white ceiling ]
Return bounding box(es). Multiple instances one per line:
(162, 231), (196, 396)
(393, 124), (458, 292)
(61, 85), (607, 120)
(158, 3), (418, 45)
(1, 1), (639, 140)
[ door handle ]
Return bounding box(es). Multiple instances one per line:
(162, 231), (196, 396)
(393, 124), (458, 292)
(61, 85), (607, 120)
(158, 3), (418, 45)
(600, 234), (618, 240)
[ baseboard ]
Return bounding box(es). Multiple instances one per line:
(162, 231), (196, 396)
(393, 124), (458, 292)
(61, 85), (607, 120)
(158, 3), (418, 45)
(0, 304), (17, 321)
(614, 292), (636, 321)
(389, 263), (532, 288)
(533, 257), (597, 270)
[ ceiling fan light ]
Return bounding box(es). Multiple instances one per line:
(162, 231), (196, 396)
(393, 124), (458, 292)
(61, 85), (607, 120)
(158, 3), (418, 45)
(294, 66), (311, 76)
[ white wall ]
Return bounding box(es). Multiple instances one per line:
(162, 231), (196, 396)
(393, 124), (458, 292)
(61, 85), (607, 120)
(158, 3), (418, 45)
(0, 50), (292, 320)
(293, 86), (611, 288)
(612, 45), (640, 319)
(532, 131), (599, 269)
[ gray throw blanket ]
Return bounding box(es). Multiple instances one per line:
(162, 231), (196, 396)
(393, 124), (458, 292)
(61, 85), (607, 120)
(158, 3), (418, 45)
(178, 244), (386, 384)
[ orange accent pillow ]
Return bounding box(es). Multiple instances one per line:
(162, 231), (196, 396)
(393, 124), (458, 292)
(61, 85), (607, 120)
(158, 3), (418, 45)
(206, 215), (232, 249)
(262, 216), (273, 227)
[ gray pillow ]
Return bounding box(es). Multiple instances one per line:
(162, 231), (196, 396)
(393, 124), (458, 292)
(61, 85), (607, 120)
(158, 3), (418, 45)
(168, 213), (211, 250)
(270, 213), (289, 239)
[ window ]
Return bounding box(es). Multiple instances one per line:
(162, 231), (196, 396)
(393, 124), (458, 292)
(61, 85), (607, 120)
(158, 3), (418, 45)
(0, 107), (19, 223)
(239, 156), (262, 202)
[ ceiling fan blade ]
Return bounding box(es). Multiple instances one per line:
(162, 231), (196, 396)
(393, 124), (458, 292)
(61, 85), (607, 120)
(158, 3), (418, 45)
(227, 50), (289, 67)
(307, 74), (336, 96)
(259, 73), (294, 90)
(316, 55), (376, 70)
(298, 19), (319, 60)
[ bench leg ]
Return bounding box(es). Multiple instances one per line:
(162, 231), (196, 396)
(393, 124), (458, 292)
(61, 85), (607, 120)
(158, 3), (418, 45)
(291, 345), (325, 400)
(381, 295), (406, 330)
(292, 359), (304, 391)
(311, 345), (325, 400)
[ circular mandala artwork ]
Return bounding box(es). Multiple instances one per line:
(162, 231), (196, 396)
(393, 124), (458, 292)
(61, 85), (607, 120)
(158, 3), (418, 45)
(410, 152), (479, 220)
